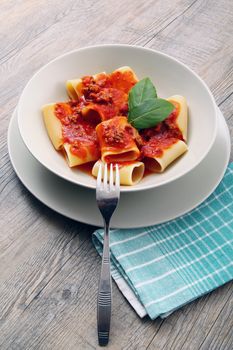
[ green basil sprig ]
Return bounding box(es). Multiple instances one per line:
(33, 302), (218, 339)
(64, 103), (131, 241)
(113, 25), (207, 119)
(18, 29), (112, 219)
(128, 77), (157, 109)
(128, 78), (174, 129)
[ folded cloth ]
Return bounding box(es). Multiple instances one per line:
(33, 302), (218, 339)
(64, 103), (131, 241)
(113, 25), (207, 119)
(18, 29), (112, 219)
(92, 164), (233, 319)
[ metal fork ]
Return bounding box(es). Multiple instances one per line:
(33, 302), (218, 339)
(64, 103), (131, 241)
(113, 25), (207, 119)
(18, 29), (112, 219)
(96, 163), (120, 346)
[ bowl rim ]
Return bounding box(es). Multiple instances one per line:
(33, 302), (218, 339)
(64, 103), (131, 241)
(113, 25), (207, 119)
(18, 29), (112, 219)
(17, 44), (218, 192)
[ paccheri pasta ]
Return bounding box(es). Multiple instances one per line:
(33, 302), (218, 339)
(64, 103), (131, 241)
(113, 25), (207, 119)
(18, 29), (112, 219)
(42, 67), (188, 186)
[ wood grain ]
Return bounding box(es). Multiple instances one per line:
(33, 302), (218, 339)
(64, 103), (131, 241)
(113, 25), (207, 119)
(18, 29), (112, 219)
(0, 0), (232, 349)
(145, 0), (233, 106)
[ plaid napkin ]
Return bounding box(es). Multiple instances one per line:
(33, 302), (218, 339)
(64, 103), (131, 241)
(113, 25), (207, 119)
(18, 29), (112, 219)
(92, 163), (233, 319)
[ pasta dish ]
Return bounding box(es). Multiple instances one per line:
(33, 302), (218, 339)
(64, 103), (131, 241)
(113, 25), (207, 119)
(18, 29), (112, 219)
(42, 67), (188, 186)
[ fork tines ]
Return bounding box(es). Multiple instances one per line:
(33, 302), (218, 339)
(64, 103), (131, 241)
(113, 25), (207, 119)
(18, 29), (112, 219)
(97, 163), (120, 191)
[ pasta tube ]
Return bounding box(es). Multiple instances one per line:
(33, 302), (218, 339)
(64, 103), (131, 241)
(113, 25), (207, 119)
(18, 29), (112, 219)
(143, 139), (188, 172)
(167, 95), (188, 141)
(96, 116), (140, 163)
(92, 160), (145, 186)
(63, 143), (99, 167)
(42, 103), (63, 150)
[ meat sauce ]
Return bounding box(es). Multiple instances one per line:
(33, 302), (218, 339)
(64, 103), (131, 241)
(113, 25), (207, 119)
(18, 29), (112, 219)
(141, 135), (179, 158)
(55, 102), (100, 159)
(100, 119), (135, 149)
(81, 71), (136, 121)
(54, 73), (181, 163)
(54, 70), (138, 159)
(140, 101), (182, 158)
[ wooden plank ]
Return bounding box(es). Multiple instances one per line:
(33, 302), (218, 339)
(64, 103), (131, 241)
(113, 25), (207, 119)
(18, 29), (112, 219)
(0, 2), (197, 348)
(147, 283), (233, 350)
(0, 0), (197, 171)
(199, 289), (233, 350)
(0, 159), (162, 348)
(146, 0), (233, 106)
(0, 0), (87, 63)
(0, 0), (232, 349)
(0, 236), (162, 349)
(0, 0), (197, 122)
(219, 93), (233, 162)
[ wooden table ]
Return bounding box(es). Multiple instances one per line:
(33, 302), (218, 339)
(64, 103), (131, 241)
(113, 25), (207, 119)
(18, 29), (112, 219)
(1, 1), (233, 349)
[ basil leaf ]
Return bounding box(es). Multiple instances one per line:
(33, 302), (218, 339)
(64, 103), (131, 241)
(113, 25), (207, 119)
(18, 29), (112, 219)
(128, 77), (157, 109)
(128, 98), (174, 129)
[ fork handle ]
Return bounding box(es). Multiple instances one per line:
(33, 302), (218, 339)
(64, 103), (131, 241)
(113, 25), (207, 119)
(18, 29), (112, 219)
(97, 222), (112, 346)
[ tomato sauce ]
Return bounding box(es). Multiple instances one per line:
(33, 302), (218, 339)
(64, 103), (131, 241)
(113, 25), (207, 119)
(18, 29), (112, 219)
(141, 136), (179, 157)
(55, 102), (100, 159)
(165, 100), (181, 132)
(80, 71), (135, 121)
(54, 69), (137, 160)
(78, 161), (95, 175)
(54, 72), (183, 170)
(140, 101), (182, 158)
(109, 70), (137, 93)
(89, 88), (128, 121)
(97, 117), (135, 149)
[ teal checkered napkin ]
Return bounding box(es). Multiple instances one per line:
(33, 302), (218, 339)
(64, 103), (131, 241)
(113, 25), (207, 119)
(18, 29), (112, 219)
(92, 163), (233, 319)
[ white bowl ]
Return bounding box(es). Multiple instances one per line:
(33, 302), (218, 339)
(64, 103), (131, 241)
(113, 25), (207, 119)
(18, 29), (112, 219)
(17, 44), (217, 192)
